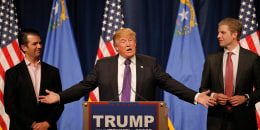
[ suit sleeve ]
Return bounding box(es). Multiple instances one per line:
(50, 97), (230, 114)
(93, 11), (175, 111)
(199, 56), (212, 94)
(59, 62), (99, 104)
(154, 60), (197, 103)
(248, 56), (260, 106)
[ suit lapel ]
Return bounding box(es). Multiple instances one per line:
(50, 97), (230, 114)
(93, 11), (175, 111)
(235, 48), (245, 94)
(218, 51), (225, 90)
(111, 55), (119, 99)
(21, 60), (38, 101)
(135, 55), (144, 100)
(39, 62), (46, 95)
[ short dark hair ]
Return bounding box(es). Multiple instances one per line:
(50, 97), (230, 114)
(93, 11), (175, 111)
(18, 28), (40, 50)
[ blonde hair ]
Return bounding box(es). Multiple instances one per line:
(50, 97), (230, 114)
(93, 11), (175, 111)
(218, 17), (242, 41)
(113, 28), (136, 46)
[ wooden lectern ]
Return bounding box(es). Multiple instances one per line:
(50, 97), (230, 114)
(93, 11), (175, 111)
(82, 101), (168, 130)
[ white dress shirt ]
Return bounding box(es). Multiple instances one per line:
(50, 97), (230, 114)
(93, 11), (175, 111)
(223, 45), (239, 93)
(211, 45), (240, 97)
(118, 55), (136, 101)
(25, 58), (41, 99)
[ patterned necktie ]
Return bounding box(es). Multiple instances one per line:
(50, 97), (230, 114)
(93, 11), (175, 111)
(225, 52), (233, 110)
(121, 59), (131, 101)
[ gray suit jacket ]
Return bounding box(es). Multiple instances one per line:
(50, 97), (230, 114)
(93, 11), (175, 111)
(59, 54), (197, 104)
(199, 47), (260, 130)
(4, 60), (64, 130)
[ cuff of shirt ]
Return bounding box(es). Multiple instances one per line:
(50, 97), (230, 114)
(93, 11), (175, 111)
(244, 94), (250, 106)
(58, 94), (61, 104)
(194, 93), (200, 104)
(210, 92), (216, 98)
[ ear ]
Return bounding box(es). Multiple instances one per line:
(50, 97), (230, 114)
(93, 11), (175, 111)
(232, 32), (238, 40)
(21, 44), (27, 52)
(114, 43), (118, 51)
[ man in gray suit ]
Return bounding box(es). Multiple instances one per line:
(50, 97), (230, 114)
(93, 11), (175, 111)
(199, 18), (260, 130)
(39, 28), (216, 108)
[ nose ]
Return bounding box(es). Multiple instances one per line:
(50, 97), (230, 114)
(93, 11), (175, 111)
(37, 43), (42, 48)
(217, 33), (221, 39)
(126, 41), (130, 46)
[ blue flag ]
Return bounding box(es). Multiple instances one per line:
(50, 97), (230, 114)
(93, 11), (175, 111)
(164, 0), (206, 130)
(43, 0), (84, 130)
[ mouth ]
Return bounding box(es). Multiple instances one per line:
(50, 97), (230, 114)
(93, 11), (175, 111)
(126, 48), (132, 52)
(37, 49), (41, 53)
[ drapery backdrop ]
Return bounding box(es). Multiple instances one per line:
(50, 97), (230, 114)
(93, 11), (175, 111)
(0, 0), (257, 130)
(13, 0), (259, 104)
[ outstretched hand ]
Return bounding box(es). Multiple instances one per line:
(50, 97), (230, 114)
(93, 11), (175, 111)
(197, 90), (216, 108)
(38, 89), (60, 104)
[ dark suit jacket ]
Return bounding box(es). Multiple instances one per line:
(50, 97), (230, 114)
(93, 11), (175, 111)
(4, 60), (64, 130)
(199, 47), (260, 130)
(59, 54), (197, 104)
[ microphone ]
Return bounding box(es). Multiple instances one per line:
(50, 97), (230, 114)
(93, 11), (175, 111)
(109, 59), (149, 102)
(126, 61), (149, 101)
(109, 82), (149, 102)
(108, 87), (123, 101)
(130, 86), (149, 101)
(119, 64), (150, 101)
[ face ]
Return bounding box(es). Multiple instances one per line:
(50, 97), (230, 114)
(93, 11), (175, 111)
(217, 25), (237, 49)
(21, 34), (42, 61)
(115, 34), (136, 59)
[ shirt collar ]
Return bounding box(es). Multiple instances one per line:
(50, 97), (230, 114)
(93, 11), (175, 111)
(24, 58), (41, 66)
(224, 44), (240, 55)
(118, 55), (136, 65)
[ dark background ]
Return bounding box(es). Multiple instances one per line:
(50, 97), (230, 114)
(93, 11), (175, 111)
(13, 0), (260, 100)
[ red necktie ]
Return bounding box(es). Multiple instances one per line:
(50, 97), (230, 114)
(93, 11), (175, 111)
(225, 52), (233, 110)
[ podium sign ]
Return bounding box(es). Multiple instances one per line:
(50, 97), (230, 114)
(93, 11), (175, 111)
(83, 101), (168, 130)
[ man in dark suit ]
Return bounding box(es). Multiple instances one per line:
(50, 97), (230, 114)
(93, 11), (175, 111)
(199, 18), (260, 130)
(39, 28), (216, 108)
(4, 29), (64, 130)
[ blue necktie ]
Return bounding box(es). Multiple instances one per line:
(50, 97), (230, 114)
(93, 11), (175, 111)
(121, 59), (131, 101)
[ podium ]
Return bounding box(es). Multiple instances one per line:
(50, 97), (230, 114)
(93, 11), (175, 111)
(82, 101), (168, 130)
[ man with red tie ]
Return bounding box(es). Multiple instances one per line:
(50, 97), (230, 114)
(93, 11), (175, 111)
(199, 17), (260, 130)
